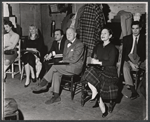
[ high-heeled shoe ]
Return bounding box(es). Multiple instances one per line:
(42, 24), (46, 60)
(108, 101), (116, 113)
(102, 104), (108, 118)
(24, 81), (30, 87)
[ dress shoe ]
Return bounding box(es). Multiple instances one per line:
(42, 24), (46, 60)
(45, 96), (61, 104)
(102, 105), (108, 118)
(130, 93), (140, 100)
(32, 84), (48, 93)
(108, 102), (115, 113)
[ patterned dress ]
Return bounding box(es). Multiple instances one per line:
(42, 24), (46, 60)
(81, 42), (119, 100)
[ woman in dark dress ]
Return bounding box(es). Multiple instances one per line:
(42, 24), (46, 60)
(82, 27), (119, 117)
(22, 25), (43, 87)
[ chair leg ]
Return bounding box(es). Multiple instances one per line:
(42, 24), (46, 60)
(12, 63), (14, 78)
(81, 83), (85, 106)
(18, 60), (22, 74)
(135, 71), (139, 90)
(71, 77), (74, 100)
(20, 66), (24, 81)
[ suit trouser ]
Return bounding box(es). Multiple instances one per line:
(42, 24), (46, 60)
(123, 61), (134, 86)
(44, 65), (74, 93)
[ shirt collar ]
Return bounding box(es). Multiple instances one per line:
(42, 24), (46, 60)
(57, 40), (62, 44)
(133, 35), (140, 41)
(69, 38), (76, 44)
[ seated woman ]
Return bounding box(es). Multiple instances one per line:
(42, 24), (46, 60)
(4, 20), (19, 79)
(21, 25), (43, 87)
(81, 27), (119, 118)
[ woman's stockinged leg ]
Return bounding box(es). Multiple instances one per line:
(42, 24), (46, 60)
(4, 64), (10, 79)
(24, 63), (31, 86)
(99, 97), (108, 118)
(4, 59), (10, 79)
(99, 97), (105, 113)
(30, 65), (35, 79)
(88, 82), (98, 100)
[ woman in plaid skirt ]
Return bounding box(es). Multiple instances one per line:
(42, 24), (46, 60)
(82, 27), (119, 117)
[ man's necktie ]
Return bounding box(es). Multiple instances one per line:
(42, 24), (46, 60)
(58, 42), (60, 50)
(68, 41), (73, 44)
(133, 37), (137, 55)
(67, 41), (72, 48)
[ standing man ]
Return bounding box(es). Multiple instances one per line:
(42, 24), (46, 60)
(32, 27), (85, 104)
(122, 21), (146, 100)
(44, 29), (66, 72)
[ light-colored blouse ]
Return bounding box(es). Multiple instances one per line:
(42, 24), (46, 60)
(4, 33), (19, 50)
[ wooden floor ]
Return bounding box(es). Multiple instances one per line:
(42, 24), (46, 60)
(2, 74), (147, 120)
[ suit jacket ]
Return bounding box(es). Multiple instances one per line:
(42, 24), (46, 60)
(63, 38), (84, 75)
(49, 37), (66, 54)
(122, 34), (146, 63)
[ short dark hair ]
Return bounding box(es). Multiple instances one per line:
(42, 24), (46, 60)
(131, 21), (142, 28)
(4, 20), (13, 27)
(101, 27), (113, 36)
(54, 29), (64, 35)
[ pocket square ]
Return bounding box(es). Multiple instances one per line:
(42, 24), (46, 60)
(71, 49), (74, 51)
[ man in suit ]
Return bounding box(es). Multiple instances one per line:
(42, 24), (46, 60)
(44, 29), (66, 72)
(32, 27), (84, 104)
(122, 21), (146, 100)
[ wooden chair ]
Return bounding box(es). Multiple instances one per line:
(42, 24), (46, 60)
(132, 68), (145, 90)
(6, 39), (22, 78)
(4, 110), (19, 120)
(60, 46), (87, 100)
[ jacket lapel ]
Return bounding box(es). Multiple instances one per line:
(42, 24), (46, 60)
(66, 39), (78, 54)
(137, 34), (142, 49)
(130, 35), (134, 50)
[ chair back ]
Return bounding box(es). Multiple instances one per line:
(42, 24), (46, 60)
(80, 45), (88, 76)
(15, 39), (21, 59)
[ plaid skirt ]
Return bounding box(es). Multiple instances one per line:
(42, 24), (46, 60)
(81, 66), (119, 100)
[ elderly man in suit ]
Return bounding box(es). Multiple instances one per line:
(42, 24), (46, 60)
(122, 21), (146, 100)
(44, 29), (66, 72)
(32, 27), (84, 104)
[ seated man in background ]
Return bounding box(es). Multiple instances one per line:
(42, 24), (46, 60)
(32, 27), (85, 104)
(44, 29), (66, 72)
(122, 21), (146, 100)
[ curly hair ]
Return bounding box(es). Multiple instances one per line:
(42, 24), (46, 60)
(28, 25), (39, 39)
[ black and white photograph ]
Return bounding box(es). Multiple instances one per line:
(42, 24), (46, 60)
(1, 2), (148, 120)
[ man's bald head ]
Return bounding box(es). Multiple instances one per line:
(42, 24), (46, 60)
(66, 27), (77, 42)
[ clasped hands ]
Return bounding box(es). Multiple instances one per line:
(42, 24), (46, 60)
(44, 53), (52, 61)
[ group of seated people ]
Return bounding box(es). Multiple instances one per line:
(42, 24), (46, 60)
(3, 20), (146, 118)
